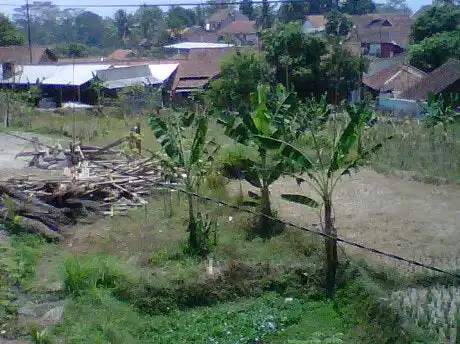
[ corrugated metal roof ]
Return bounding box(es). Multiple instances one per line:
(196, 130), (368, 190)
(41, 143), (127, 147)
(103, 76), (161, 89)
(96, 63), (179, 89)
(0, 63), (179, 88)
(148, 64), (179, 82)
(164, 42), (234, 49)
(46, 64), (111, 86)
(0, 64), (110, 86)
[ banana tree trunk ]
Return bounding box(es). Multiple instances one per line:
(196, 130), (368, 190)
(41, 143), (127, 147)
(324, 198), (337, 296)
(187, 192), (198, 252)
(259, 179), (274, 237)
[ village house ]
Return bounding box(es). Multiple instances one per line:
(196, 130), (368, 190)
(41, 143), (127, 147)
(348, 14), (412, 58)
(172, 47), (235, 97)
(401, 59), (460, 103)
(204, 8), (249, 31)
(363, 63), (427, 98)
(217, 20), (259, 46)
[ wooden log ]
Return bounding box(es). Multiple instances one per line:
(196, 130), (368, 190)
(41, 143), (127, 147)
(16, 216), (62, 241)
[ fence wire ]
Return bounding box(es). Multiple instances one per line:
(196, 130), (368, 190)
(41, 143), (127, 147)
(1, 129), (459, 279)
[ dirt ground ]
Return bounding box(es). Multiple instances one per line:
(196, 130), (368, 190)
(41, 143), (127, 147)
(0, 131), (64, 181)
(1, 131), (459, 273)
(229, 170), (460, 273)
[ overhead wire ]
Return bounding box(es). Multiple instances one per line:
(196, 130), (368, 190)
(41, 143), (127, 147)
(1, 130), (459, 279)
(1, 0), (305, 8)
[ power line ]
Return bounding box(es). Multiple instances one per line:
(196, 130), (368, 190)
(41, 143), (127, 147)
(1, 130), (459, 279)
(0, 0), (302, 7)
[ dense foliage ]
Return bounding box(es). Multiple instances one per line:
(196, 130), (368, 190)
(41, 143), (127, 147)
(262, 21), (327, 98)
(408, 4), (460, 70)
(209, 50), (274, 110)
(410, 5), (460, 44)
(409, 29), (460, 70)
(0, 13), (23, 46)
(326, 10), (353, 37)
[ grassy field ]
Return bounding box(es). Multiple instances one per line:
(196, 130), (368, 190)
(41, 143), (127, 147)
(1, 106), (459, 343)
(6, 107), (460, 183)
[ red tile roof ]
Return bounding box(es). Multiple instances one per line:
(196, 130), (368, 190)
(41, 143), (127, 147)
(172, 47), (235, 92)
(349, 14), (412, 48)
(218, 20), (257, 34)
(363, 63), (426, 93)
(108, 49), (134, 60)
(207, 9), (248, 23)
(401, 59), (460, 100)
(0, 46), (57, 64)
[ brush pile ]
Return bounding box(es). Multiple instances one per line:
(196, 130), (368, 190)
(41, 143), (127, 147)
(0, 135), (182, 240)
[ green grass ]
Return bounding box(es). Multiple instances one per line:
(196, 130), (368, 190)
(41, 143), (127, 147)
(55, 290), (345, 344)
(0, 231), (46, 335)
(5, 106), (456, 342)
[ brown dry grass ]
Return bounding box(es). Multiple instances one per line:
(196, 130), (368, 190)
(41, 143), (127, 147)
(229, 169), (460, 273)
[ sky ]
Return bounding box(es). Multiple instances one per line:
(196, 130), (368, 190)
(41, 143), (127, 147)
(0, 0), (433, 18)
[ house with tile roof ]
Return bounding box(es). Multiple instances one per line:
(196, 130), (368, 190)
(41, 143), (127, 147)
(172, 47), (235, 96)
(0, 46), (57, 65)
(363, 63), (427, 98)
(205, 9), (249, 32)
(401, 59), (460, 102)
(348, 14), (412, 58)
(217, 20), (259, 46)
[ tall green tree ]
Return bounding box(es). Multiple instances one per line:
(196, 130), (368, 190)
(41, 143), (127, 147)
(256, 0), (274, 29)
(194, 5), (205, 26)
(376, 0), (411, 13)
(135, 6), (165, 42)
(0, 13), (23, 45)
(305, 0), (335, 14)
(240, 0), (256, 20)
(13, 1), (60, 45)
(262, 21), (327, 98)
(326, 9), (353, 37)
(75, 11), (106, 47)
(408, 30), (460, 70)
(278, 1), (307, 22)
(410, 5), (460, 43)
(341, 0), (376, 14)
(167, 6), (196, 31)
(322, 44), (369, 103)
(209, 50), (274, 110)
(114, 9), (131, 42)
(258, 102), (391, 295)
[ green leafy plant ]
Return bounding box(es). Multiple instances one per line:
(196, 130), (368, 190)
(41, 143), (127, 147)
(149, 110), (218, 257)
(31, 326), (54, 344)
(289, 332), (343, 343)
(423, 92), (459, 140)
(218, 84), (298, 238)
(258, 101), (392, 294)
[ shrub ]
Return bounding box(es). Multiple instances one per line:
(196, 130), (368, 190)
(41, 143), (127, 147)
(63, 254), (129, 295)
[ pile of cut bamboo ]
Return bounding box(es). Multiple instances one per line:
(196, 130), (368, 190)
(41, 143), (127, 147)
(0, 134), (181, 240)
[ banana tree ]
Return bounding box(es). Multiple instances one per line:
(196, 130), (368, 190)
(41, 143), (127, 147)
(218, 84), (298, 238)
(149, 110), (217, 257)
(257, 101), (392, 295)
(423, 92), (459, 142)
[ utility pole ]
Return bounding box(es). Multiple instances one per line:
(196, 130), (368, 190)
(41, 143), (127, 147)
(26, 0), (33, 64)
